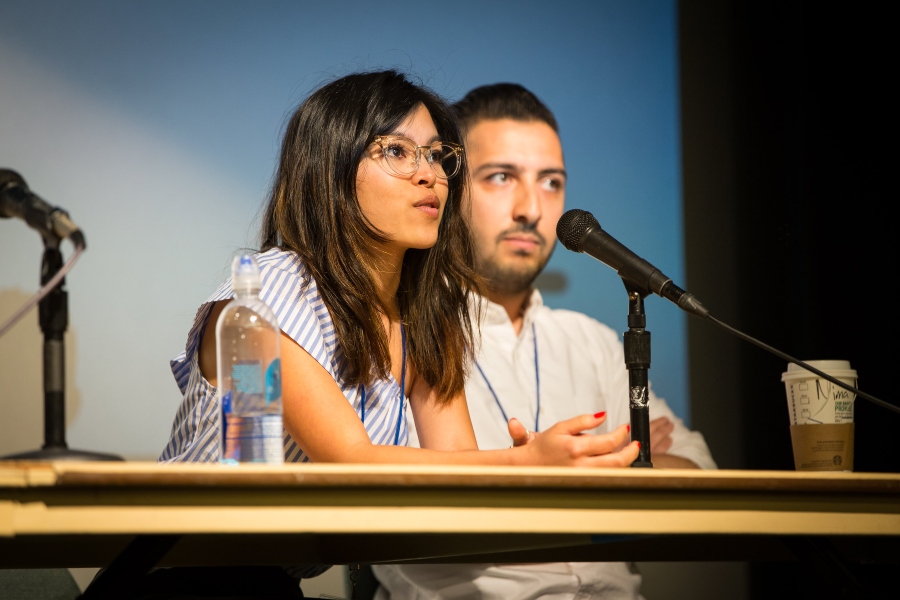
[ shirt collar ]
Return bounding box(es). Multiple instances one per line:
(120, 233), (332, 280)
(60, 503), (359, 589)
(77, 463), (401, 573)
(477, 288), (545, 329)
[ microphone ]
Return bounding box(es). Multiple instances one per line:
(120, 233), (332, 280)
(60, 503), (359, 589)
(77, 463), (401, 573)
(556, 209), (707, 317)
(1, 169), (85, 247)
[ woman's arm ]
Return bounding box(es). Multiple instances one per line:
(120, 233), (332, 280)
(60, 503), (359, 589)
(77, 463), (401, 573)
(203, 319), (639, 467)
(279, 331), (639, 467)
(198, 300), (228, 387)
(407, 363), (480, 453)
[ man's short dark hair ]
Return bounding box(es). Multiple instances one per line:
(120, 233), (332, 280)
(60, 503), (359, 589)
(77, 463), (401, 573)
(452, 83), (558, 134)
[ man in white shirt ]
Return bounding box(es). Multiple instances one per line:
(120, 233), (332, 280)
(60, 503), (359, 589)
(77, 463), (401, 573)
(373, 84), (715, 600)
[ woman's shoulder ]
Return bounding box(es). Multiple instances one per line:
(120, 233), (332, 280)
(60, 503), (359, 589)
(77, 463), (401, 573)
(254, 248), (318, 304)
(255, 247), (308, 281)
(254, 248), (337, 359)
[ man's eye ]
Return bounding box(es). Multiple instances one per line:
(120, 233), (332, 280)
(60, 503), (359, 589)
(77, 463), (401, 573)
(541, 178), (563, 192)
(487, 173), (510, 184)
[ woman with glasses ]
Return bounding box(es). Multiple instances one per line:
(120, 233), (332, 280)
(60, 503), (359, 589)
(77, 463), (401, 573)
(162, 69), (638, 477)
(148, 69), (641, 599)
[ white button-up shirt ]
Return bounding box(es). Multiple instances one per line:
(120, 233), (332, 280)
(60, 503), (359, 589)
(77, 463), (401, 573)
(462, 291), (716, 464)
(374, 291), (716, 600)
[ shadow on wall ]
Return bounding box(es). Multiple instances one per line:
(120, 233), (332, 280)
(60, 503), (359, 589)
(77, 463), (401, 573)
(0, 288), (82, 457)
(534, 269), (568, 294)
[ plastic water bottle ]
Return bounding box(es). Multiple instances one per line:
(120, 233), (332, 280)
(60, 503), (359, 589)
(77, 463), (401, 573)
(216, 254), (284, 464)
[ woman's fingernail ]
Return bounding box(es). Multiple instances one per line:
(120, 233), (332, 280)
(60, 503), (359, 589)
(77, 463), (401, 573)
(594, 412), (606, 419)
(626, 424), (631, 433)
(637, 441), (642, 449)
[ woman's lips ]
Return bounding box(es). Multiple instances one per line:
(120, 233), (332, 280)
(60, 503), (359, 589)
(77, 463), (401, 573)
(414, 196), (440, 218)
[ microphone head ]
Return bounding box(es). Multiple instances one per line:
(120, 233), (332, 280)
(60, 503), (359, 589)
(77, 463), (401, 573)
(0, 169), (27, 219)
(0, 168), (26, 189)
(556, 209), (600, 252)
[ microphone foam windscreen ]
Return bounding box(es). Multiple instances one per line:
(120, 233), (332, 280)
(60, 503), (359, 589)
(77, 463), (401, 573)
(0, 169), (27, 219)
(0, 169), (26, 189)
(556, 209), (600, 252)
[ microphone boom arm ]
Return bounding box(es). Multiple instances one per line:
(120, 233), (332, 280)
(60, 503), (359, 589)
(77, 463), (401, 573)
(556, 208), (898, 418)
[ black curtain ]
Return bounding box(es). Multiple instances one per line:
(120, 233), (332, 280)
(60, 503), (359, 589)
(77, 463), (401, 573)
(681, 1), (895, 597)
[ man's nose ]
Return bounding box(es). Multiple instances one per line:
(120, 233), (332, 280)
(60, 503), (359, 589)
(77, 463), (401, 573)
(513, 182), (541, 224)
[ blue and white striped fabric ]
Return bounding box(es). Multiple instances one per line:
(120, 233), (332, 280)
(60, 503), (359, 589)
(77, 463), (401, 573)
(159, 247), (409, 464)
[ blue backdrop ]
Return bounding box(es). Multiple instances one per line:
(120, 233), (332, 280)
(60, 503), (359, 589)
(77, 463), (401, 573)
(0, 0), (688, 458)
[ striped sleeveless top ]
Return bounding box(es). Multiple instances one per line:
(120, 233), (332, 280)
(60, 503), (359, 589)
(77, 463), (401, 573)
(159, 248), (410, 463)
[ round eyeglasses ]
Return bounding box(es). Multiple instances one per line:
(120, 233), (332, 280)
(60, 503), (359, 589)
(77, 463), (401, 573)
(371, 135), (464, 180)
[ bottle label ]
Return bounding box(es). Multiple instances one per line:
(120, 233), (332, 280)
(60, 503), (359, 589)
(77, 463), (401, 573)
(232, 361), (264, 396)
(226, 360), (268, 414)
(265, 358), (282, 405)
(220, 359), (283, 464)
(222, 414), (283, 464)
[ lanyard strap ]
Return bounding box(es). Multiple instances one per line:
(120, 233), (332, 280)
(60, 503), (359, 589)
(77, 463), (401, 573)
(475, 321), (540, 432)
(397, 322), (407, 445)
(359, 322), (406, 445)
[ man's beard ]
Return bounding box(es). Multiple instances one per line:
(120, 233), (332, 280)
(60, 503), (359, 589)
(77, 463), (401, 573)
(478, 237), (555, 296)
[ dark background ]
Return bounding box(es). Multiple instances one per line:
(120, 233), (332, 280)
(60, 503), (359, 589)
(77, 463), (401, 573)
(681, 0), (896, 597)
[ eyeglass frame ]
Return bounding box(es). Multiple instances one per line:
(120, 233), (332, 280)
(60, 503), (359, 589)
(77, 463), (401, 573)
(370, 135), (464, 180)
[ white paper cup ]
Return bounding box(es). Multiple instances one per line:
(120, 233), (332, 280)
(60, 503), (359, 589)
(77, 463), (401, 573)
(781, 360), (857, 425)
(781, 360), (857, 471)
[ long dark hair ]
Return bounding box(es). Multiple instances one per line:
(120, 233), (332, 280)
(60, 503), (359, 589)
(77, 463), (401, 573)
(260, 70), (478, 402)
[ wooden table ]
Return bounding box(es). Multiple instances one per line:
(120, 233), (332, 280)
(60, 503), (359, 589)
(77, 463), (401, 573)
(2, 461), (899, 571)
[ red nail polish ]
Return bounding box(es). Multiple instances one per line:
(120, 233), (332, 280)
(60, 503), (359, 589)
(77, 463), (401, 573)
(637, 441), (642, 449)
(626, 424), (631, 433)
(594, 412), (606, 419)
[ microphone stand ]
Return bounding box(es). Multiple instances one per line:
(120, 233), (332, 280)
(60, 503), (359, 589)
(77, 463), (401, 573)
(623, 282), (653, 467)
(3, 234), (122, 461)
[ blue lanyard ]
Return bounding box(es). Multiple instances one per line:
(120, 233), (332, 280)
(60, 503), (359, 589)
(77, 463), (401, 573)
(359, 322), (406, 446)
(475, 322), (540, 433)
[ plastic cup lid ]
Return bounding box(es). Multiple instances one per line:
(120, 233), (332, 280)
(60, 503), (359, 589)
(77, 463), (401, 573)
(787, 360), (850, 372)
(781, 360), (857, 381)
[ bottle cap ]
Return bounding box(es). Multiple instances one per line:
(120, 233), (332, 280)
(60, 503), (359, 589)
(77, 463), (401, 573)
(232, 254), (261, 294)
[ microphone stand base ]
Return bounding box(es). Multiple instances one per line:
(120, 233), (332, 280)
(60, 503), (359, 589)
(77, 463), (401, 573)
(630, 460), (654, 468)
(2, 446), (124, 462)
